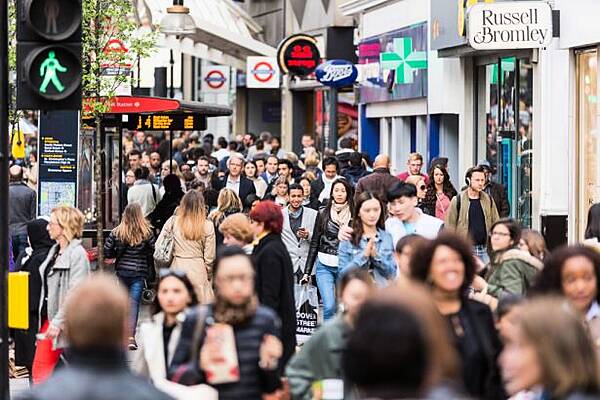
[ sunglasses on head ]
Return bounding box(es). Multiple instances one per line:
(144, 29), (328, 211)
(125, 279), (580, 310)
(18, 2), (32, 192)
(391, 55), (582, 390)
(159, 269), (188, 279)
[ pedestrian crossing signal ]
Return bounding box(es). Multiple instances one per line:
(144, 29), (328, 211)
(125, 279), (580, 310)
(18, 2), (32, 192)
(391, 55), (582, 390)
(16, 0), (82, 110)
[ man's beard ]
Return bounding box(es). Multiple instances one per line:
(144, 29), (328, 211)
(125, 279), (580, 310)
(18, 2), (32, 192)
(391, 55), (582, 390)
(213, 293), (258, 325)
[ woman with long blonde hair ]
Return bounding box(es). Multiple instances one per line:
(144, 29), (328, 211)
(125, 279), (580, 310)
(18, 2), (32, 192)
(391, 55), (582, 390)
(32, 206), (90, 383)
(166, 190), (216, 303)
(208, 188), (242, 247)
(104, 203), (156, 350)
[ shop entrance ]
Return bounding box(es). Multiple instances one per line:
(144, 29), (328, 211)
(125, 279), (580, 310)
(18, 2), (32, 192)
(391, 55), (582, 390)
(576, 48), (599, 239)
(476, 57), (534, 227)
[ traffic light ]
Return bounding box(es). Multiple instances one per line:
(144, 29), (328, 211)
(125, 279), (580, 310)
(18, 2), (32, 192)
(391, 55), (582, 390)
(16, 0), (82, 110)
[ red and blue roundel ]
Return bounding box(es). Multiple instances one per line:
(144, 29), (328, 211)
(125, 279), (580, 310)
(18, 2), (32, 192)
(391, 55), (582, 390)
(315, 59), (358, 88)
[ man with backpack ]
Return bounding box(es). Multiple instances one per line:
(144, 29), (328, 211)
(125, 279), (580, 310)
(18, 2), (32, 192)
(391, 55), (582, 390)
(445, 166), (500, 264)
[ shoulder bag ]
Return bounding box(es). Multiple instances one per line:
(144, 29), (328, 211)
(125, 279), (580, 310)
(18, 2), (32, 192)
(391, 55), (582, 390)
(154, 217), (175, 268)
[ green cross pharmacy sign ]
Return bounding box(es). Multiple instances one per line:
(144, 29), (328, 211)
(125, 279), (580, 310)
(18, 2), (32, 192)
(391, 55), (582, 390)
(380, 37), (427, 84)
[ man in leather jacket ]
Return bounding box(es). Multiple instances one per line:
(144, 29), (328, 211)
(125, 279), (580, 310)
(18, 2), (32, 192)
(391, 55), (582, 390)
(479, 162), (510, 218)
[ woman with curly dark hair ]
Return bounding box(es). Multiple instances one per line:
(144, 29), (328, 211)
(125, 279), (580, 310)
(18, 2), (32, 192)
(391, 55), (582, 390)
(410, 232), (504, 400)
(422, 164), (457, 220)
(532, 245), (600, 357)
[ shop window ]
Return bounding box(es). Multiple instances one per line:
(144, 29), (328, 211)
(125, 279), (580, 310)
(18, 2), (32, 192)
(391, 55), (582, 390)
(577, 49), (599, 239)
(476, 57), (533, 227)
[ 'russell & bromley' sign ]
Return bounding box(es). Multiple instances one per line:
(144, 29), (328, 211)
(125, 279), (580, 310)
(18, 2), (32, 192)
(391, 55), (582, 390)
(467, 1), (552, 50)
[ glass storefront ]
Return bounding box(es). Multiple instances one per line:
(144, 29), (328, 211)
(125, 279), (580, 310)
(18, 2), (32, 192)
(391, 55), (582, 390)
(576, 49), (599, 239)
(476, 57), (534, 227)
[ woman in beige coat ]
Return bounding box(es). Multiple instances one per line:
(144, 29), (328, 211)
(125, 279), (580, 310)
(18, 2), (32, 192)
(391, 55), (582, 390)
(164, 190), (216, 303)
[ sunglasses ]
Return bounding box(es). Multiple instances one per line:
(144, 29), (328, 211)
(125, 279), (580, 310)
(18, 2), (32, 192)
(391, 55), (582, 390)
(159, 269), (188, 279)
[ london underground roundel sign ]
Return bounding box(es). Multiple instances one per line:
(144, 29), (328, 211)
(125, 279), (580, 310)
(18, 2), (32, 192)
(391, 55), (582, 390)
(277, 34), (320, 77)
(253, 62), (275, 82)
(205, 69), (226, 89)
(246, 56), (280, 88)
(315, 60), (358, 88)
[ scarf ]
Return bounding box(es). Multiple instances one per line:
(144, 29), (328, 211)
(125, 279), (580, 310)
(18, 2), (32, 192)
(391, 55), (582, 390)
(331, 202), (351, 228)
(213, 294), (259, 326)
(288, 206), (303, 219)
(319, 174), (340, 203)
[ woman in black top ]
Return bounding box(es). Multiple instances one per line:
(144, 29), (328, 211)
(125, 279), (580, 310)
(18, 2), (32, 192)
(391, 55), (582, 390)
(410, 232), (505, 400)
(104, 203), (156, 350)
(249, 201), (297, 368)
(14, 218), (55, 377)
(149, 174), (185, 231)
(303, 178), (354, 321)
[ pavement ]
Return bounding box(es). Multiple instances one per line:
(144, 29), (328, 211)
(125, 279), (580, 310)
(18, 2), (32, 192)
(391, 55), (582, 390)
(10, 377), (29, 397)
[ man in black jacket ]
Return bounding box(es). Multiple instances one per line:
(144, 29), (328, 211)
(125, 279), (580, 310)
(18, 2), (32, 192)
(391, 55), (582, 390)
(341, 151), (369, 186)
(170, 246), (283, 400)
(18, 275), (172, 400)
(216, 153), (256, 205)
(9, 165), (36, 260)
(479, 162), (511, 218)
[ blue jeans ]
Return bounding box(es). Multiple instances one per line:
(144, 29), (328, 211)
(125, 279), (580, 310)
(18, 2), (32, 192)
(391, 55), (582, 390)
(315, 260), (339, 321)
(118, 276), (144, 336)
(473, 244), (490, 266)
(12, 234), (28, 262)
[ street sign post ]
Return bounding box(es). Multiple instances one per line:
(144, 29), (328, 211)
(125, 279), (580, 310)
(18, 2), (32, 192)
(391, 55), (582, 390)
(37, 111), (80, 216)
(1, 0), (10, 396)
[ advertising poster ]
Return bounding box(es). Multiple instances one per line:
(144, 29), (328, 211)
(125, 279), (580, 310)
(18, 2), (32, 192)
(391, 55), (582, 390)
(358, 23), (428, 103)
(37, 111), (79, 216)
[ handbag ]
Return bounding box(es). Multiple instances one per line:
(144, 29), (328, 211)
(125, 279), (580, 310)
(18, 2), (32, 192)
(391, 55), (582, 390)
(154, 217), (175, 268)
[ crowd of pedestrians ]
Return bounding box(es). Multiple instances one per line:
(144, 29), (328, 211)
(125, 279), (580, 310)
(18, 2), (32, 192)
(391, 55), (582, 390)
(11, 129), (600, 400)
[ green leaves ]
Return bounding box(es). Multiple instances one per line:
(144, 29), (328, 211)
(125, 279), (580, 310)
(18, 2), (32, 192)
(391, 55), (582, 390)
(82, 0), (157, 116)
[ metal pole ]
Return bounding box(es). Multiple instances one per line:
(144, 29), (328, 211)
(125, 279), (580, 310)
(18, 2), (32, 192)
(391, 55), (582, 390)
(169, 49), (175, 99)
(328, 87), (338, 151)
(0, 0), (10, 395)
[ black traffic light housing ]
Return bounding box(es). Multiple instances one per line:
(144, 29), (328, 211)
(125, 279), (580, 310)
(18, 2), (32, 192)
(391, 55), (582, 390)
(17, 0), (82, 110)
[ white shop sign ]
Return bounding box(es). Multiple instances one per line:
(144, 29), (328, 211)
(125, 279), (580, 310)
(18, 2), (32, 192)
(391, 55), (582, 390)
(467, 1), (553, 50)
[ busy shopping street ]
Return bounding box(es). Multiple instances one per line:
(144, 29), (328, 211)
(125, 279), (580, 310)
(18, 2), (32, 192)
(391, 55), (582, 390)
(3, 0), (600, 399)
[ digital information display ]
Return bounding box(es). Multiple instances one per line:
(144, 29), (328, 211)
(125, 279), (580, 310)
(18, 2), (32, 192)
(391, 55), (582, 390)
(123, 113), (207, 131)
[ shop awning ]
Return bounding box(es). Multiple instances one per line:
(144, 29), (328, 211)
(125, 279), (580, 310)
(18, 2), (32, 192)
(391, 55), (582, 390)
(106, 96), (232, 116)
(139, 0), (276, 65)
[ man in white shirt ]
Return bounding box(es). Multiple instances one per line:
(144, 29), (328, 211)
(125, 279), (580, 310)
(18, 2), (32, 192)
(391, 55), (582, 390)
(260, 155), (279, 186)
(211, 137), (231, 162)
(385, 182), (443, 246)
(127, 166), (162, 216)
(217, 153), (256, 204)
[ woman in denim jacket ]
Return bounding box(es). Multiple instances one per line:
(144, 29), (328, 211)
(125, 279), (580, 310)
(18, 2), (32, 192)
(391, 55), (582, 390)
(338, 192), (397, 287)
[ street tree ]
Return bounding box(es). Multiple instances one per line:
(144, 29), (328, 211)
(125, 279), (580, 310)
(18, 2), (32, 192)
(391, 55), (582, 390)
(82, 0), (156, 267)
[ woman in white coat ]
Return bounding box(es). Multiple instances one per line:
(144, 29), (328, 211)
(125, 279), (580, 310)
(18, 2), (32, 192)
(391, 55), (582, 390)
(133, 270), (198, 382)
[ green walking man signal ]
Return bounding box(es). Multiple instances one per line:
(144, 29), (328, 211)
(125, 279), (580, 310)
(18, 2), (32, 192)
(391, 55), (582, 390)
(39, 50), (67, 93)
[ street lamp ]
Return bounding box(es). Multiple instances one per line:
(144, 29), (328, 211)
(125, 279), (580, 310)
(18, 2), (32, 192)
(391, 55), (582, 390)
(159, 0), (196, 36)
(159, 0), (195, 99)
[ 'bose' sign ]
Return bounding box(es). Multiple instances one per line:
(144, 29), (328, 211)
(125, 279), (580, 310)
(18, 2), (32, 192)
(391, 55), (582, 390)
(467, 2), (553, 50)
